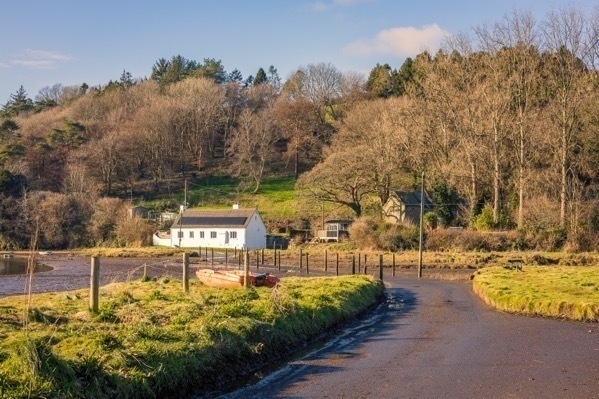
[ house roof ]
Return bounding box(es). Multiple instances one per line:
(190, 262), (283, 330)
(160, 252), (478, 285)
(172, 208), (258, 228)
(391, 191), (434, 209)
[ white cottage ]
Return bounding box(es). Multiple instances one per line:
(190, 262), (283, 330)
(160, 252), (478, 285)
(166, 205), (267, 250)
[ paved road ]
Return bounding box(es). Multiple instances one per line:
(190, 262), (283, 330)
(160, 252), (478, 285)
(219, 275), (599, 399)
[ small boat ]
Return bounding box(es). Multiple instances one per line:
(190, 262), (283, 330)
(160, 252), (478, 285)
(196, 269), (279, 288)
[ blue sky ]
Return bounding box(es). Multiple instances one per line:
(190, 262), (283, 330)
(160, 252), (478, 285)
(0, 0), (596, 103)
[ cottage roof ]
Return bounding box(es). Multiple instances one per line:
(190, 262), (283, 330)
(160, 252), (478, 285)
(172, 208), (258, 228)
(391, 191), (434, 209)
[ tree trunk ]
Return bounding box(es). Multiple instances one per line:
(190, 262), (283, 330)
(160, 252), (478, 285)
(560, 107), (567, 228)
(517, 122), (525, 230)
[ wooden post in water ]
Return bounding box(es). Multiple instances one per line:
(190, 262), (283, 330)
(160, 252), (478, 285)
(90, 257), (100, 313)
(183, 253), (189, 293)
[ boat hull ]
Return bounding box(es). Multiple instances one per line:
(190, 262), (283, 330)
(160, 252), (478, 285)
(196, 269), (279, 288)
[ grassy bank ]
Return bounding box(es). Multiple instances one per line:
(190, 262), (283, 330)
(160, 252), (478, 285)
(471, 266), (599, 321)
(0, 275), (383, 398)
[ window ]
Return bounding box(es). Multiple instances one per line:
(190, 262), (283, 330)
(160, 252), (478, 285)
(199, 231), (204, 238)
(210, 231), (217, 238)
(230, 231), (237, 239)
(189, 231), (194, 238)
(178, 231), (183, 238)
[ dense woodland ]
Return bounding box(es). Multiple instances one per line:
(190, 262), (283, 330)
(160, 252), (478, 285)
(2, 8), (599, 251)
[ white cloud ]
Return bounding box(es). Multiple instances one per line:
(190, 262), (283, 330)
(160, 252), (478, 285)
(10, 49), (74, 69)
(344, 24), (449, 58)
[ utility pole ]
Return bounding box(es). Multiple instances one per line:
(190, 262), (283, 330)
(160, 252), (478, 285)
(418, 172), (425, 278)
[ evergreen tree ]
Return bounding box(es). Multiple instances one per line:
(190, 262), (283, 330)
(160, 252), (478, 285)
(119, 70), (135, 88)
(195, 58), (227, 83)
(366, 63), (392, 98)
(1, 86), (33, 117)
(267, 65), (281, 89)
(228, 68), (244, 83)
(254, 68), (267, 85)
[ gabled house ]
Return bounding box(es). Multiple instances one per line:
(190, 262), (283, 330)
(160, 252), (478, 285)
(383, 191), (434, 225)
(153, 205), (267, 249)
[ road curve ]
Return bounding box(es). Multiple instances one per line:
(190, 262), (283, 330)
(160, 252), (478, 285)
(218, 275), (599, 399)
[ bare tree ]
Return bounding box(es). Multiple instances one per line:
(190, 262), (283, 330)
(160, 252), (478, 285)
(541, 5), (598, 228)
(227, 107), (279, 194)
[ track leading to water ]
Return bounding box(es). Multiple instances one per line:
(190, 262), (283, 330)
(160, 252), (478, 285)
(219, 275), (599, 399)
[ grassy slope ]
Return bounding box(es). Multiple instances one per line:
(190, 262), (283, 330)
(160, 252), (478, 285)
(472, 266), (599, 321)
(159, 175), (298, 222)
(0, 275), (383, 399)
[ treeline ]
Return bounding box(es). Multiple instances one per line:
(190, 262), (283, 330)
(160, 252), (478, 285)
(298, 8), (599, 251)
(1, 6), (599, 250)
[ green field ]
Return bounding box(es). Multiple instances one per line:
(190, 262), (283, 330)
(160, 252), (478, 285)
(153, 175), (298, 222)
(0, 275), (383, 399)
(472, 266), (599, 321)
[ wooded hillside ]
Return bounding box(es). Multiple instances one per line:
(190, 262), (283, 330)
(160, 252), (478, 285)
(2, 7), (599, 251)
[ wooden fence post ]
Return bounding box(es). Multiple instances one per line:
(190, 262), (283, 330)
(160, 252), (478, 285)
(358, 252), (361, 273)
(261, 248), (264, 265)
(274, 246), (277, 268)
(299, 248), (303, 269)
(306, 253), (309, 275)
(211, 248), (214, 267)
(90, 257), (100, 313)
(392, 253), (396, 277)
(278, 251), (281, 271)
(183, 253), (189, 293)
(352, 255), (356, 275)
(336, 252), (339, 276)
(244, 251), (249, 289)
(324, 250), (328, 275)
(379, 254), (383, 281)
(225, 248), (228, 266)
(256, 250), (259, 270)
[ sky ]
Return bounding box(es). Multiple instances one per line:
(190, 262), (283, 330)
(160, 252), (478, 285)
(0, 0), (597, 103)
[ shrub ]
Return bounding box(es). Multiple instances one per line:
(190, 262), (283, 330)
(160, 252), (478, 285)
(423, 211), (438, 230)
(348, 217), (378, 250)
(115, 217), (155, 247)
(376, 223), (419, 251)
(472, 205), (494, 231)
